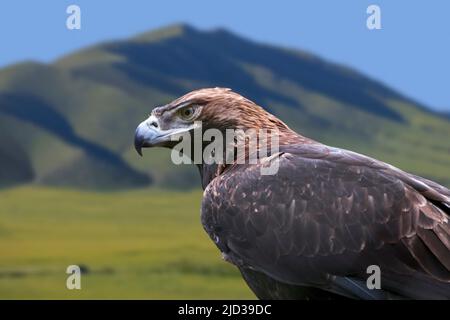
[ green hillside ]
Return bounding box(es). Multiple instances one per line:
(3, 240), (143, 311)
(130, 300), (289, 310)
(0, 24), (449, 189)
(0, 186), (254, 299)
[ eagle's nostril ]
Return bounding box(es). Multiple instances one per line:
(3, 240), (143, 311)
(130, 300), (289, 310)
(150, 121), (158, 128)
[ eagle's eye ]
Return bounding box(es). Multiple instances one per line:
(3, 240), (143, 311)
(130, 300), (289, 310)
(178, 105), (197, 121)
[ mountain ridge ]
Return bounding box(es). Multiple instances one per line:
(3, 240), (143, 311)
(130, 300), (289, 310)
(0, 24), (449, 189)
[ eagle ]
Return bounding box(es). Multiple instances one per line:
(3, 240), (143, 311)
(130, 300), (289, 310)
(134, 88), (450, 299)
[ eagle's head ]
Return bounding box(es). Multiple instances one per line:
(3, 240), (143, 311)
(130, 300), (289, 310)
(134, 88), (299, 156)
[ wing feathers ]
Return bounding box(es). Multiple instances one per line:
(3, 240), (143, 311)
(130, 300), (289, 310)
(402, 235), (450, 281)
(201, 144), (450, 299)
(416, 228), (450, 272)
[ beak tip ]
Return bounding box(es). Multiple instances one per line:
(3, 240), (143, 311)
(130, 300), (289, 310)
(134, 135), (144, 157)
(135, 144), (143, 157)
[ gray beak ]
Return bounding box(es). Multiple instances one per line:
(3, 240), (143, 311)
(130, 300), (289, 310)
(134, 115), (197, 156)
(134, 132), (144, 156)
(134, 116), (162, 156)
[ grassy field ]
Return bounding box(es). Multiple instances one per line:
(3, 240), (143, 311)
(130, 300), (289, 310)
(0, 186), (255, 299)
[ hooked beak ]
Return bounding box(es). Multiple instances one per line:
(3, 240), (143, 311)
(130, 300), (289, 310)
(134, 115), (160, 156)
(134, 115), (196, 156)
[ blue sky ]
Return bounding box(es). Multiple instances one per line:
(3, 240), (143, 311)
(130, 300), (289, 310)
(1, 1), (449, 111)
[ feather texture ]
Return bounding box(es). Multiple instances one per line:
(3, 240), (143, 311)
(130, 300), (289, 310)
(201, 144), (450, 299)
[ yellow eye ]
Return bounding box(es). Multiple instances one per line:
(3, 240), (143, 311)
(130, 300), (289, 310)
(179, 106), (196, 120)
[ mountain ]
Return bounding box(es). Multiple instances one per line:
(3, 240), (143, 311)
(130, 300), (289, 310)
(0, 24), (449, 189)
(441, 111), (450, 119)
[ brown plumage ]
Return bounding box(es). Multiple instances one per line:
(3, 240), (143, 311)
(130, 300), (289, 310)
(134, 88), (450, 299)
(168, 88), (311, 144)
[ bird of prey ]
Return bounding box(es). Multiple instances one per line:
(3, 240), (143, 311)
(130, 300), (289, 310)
(134, 88), (450, 299)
